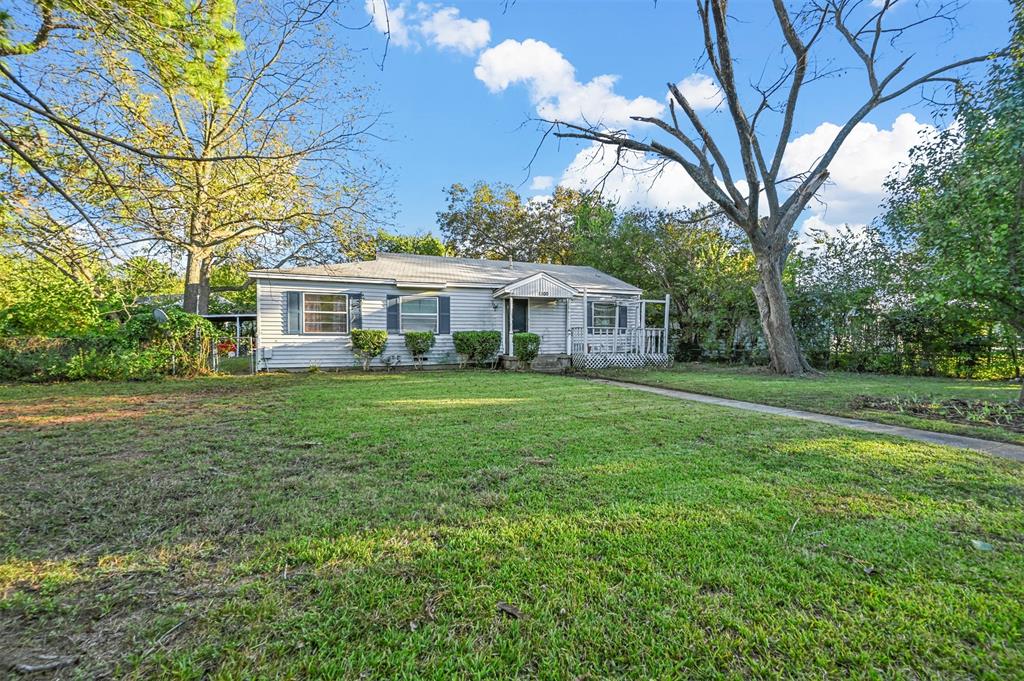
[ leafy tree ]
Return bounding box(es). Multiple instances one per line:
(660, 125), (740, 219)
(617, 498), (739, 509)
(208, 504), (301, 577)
(3, 0), (383, 314)
(0, 254), (104, 335)
(208, 261), (257, 313)
(1, 1), (239, 94)
(353, 229), (447, 259)
(438, 182), (584, 263)
(573, 206), (758, 357)
(884, 8), (1024, 397)
(109, 257), (181, 306)
(0, 0), (242, 229)
(790, 224), (1014, 378)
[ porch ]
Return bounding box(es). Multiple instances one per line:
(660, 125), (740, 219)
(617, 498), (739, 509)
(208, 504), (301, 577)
(570, 293), (673, 369)
(570, 326), (672, 369)
(492, 272), (673, 370)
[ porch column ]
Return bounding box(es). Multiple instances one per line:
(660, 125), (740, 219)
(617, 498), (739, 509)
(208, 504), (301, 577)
(581, 288), (588, 355)
(663, 293), (671, 354)
(506, 296), (513, 354)
(564, 299), (571, 355)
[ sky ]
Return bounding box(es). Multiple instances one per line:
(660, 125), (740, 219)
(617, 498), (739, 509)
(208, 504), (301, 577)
(340, 0), (1012, 238)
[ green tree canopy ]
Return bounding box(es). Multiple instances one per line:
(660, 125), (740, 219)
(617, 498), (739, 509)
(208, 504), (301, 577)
(883, 8), (1024, 396)
(438, 182), (585, 264)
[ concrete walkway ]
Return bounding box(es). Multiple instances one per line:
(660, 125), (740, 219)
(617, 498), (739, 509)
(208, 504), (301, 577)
(589, 378), (1024, 463)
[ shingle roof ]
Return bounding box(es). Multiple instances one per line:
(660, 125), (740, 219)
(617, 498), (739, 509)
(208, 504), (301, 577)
(250, 253), (641, 292)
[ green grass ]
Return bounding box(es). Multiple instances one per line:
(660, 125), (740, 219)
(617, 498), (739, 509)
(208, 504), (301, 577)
(215, 356), (253, 375)
(596, 363), (1024, 444)
(1, 371), (1022, 678)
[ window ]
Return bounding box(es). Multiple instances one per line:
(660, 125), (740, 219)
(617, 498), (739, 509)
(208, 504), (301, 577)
(591, 302), (618, 329)
(400, 296), (438, 332)
(303, 293), (348, 333)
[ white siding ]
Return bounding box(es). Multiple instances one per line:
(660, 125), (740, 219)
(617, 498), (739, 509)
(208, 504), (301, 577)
(255, 277), (644, 369)
(255, 279), (503, 370)
(528, 299), (568, 354)
(569, 294), (641, 329)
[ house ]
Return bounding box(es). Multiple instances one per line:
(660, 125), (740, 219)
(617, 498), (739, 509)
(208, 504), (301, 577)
(249, 253), (671, 370)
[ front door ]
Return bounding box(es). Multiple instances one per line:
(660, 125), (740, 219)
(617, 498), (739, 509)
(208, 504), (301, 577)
(506, 299), (529, 354)
(512, 299), (529, 333)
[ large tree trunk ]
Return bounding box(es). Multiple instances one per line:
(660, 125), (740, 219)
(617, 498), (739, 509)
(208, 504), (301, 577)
(751, 250), (808, 375)
(197, 257), (211, 314)
(182, 251), (213, 314)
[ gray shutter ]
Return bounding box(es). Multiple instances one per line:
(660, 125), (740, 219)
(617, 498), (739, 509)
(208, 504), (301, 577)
(286, 291), (302, 334)
(349, 293), (362, 330)
(386, 294), (400, 332)
(586, 301), (593, 330)
(438, 296), (451, 334)
(618, 304), (628, 329)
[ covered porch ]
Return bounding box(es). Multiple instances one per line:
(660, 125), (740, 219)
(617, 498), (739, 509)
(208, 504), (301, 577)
(570, 293), (673, 369)
(493, 272), (576, 357)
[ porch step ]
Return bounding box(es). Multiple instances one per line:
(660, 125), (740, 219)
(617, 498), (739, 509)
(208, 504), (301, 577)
(529, 354), (571, 374)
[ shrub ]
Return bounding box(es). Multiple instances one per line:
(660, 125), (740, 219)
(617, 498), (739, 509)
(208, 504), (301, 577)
(513, 332), (541, 364)
(0, 305), (216, 382)
(404, 331), (436, 369)
(452, 330), (501, 367)
(351, 329), (388, 370)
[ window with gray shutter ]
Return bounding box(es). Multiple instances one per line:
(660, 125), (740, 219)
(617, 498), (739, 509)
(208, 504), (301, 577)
(386, 294), (400, 332)
(438, 296), (451, 334)
(349, 293), (363, 330)
(286, 291), (302, 334)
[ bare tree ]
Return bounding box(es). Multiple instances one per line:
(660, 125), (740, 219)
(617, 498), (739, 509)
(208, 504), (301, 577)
(550, 0), (1005, 374)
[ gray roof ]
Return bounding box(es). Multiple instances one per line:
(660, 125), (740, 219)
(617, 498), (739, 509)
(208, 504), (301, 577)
(250, 253), (641, 292)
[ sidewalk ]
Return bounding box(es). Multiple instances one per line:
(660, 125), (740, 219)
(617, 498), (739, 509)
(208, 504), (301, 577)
(589, 378), (1024, 462)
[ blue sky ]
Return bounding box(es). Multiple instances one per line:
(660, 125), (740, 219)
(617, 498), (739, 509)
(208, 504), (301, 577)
(343, 0), (1012, 236)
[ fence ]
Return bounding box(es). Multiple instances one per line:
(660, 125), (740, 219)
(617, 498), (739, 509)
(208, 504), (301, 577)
(209, 335), (257, 375)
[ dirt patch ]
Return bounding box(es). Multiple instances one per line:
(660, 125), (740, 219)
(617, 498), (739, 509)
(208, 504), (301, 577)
(851, 395), (1024, 433)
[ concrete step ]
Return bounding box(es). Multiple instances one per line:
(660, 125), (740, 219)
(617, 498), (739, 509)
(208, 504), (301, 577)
(530, 354), (571, 373)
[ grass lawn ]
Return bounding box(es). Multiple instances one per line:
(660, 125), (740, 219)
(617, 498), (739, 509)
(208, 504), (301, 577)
(596, 363), (1024, 445)
(2, 371), (1023, 678)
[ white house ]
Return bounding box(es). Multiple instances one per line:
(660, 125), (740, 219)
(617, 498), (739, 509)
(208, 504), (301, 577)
(249, 253), (670, 370)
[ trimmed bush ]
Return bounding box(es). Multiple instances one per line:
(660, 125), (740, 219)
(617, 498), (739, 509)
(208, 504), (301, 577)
(513, 332), (541, 365)
(404, 331), (436, 369)
(351, 329), (388, 370)
(452, 330), (501, 367)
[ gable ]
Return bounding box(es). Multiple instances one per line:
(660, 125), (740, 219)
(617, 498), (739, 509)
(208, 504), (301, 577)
(492, 272), (577, 299)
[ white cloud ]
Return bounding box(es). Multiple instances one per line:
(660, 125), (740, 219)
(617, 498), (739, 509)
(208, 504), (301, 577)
(364, 1), (491, 54)
(417, 4), (490, 54)
(559, 142), (708, 211)
(365, 0), (413, 47)
(553, 113), (933, 231)
(529, 175), (554, 191)
(782, 112), (935, 227)
(670, 73), (723, 111)
(474, 39), (664, 126)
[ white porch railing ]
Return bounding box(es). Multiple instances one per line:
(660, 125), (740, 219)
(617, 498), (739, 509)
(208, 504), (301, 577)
(570, 327), (669, 356)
